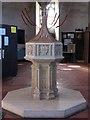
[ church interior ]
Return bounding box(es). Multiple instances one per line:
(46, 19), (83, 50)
(0, 1), (90, 120)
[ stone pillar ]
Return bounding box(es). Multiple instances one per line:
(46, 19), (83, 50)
(31, 61), (58, 100)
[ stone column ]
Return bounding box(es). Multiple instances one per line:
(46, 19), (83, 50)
(31, 61), (58, 100)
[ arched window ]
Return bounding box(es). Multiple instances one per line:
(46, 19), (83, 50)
(36, 1), (59, 40)
(39, 2), (55, 29)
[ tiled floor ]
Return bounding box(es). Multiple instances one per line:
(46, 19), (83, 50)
(2, 61), (90, 120)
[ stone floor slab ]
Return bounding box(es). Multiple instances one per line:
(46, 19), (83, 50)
(2, 87), (88, 118)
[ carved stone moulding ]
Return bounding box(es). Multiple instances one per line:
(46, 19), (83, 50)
(24, 42), (64, 62)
